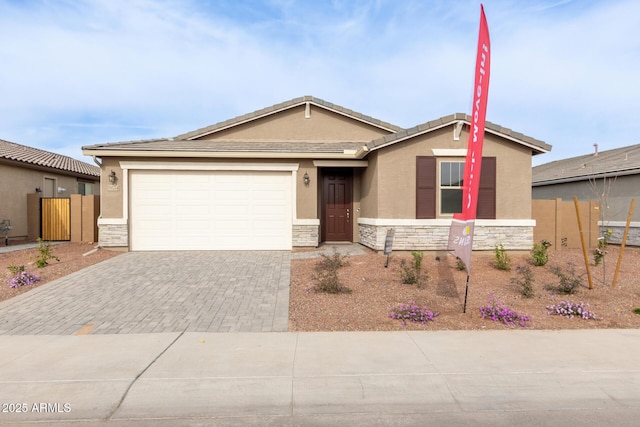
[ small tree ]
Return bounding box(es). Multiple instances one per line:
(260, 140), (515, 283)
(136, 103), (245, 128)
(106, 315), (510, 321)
(588, 173), (617, 285)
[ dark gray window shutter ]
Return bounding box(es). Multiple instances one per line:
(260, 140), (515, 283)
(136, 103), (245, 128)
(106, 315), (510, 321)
(416, 156), (436, 219)
(477, 157), (496, 219)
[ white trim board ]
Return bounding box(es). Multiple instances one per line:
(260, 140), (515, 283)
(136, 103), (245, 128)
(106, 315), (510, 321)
(358, 218), (536, 227)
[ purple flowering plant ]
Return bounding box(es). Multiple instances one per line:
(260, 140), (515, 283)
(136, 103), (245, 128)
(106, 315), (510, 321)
(479, 294), (531, 327)
(547, 301), (597, 320)
(7, 270), (40, 288)
(389, 301), (439, 326)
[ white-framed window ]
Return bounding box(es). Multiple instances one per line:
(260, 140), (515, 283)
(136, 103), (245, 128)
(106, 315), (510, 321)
(440, 161), (464, 215)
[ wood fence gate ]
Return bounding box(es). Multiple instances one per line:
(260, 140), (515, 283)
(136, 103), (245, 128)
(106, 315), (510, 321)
(41, 198), (71, 241)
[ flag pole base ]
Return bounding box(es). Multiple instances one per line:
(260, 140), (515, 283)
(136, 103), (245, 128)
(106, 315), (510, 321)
(463, 275), (470, 313)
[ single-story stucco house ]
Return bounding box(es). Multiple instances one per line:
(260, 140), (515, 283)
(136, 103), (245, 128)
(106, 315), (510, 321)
(82, 96), (551, 252)
(0, 138), (100, 243)
(533, 143), (640, 246)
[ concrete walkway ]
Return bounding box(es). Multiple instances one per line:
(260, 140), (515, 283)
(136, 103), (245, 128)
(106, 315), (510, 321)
(1, 329), (640, 426)
(0, 251), (290, 334)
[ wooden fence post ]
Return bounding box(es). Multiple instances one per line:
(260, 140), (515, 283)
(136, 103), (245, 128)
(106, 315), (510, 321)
(574, 196), (593, 289)
(612, 198), (636, 288)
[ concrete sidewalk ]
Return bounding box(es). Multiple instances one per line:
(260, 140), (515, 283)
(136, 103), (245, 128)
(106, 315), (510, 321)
(1, 329), (640, 426)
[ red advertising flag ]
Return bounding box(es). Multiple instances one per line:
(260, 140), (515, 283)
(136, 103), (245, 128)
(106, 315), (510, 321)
(448, 4), (491, 275)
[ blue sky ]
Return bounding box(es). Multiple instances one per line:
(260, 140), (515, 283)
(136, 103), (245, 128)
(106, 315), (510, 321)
(1, 0), (638, 166)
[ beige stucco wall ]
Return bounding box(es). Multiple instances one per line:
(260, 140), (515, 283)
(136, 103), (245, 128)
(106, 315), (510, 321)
(368, 125), (533, 219)
(359, 152), (379, 218)
(197, 105), (391, 142)
(99, 157), (125, 218)
(0, 163), (96, 239)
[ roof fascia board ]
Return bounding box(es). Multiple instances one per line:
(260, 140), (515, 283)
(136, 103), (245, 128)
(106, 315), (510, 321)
(119, 161), (300, 172)
(484, 128), (549, 154)
(313, 160), (369, 167)
(532, 168), (640, 186)
(82, 150), (362, 160)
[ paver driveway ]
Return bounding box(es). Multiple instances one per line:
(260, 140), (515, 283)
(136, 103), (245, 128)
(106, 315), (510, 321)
(0, 251), (290, 335)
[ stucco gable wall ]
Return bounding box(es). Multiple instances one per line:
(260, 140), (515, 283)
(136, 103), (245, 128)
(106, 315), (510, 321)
(194, 105), (391, 142)
(373, 125), (533, 219)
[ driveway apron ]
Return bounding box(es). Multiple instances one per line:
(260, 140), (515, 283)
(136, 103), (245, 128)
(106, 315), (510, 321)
(0, 251), (290, 335)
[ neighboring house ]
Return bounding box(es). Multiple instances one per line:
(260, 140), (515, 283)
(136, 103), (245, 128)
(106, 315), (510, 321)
(532, 143), (640, 246)
(82, 96), (550, 252)
(0, 139), (100, 242)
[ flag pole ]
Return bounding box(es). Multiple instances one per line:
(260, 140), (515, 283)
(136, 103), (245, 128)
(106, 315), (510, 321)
(463, 274), (470, 313)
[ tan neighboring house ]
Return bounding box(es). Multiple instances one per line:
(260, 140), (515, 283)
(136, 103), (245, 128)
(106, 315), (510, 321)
(82, 96), (551, 252)
(533, 143), (640, 246)
(0, 139), (100, 242)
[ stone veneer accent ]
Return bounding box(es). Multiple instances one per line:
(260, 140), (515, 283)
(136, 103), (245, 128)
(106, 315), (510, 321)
(602, 223), (640, 247)
(98, 223), (128, 247)
(292, 223), (319, 247)
(358, 221), (534, 251)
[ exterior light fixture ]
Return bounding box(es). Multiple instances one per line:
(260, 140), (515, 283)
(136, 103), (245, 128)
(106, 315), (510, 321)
(303, 172), (310, 186)
(108, 170), (116, 184)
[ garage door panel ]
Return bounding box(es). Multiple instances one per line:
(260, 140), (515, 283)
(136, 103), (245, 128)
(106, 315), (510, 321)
(131, 170), (292, 251)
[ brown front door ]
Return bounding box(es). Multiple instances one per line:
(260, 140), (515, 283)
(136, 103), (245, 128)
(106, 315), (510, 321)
(322, 169), (353, 242)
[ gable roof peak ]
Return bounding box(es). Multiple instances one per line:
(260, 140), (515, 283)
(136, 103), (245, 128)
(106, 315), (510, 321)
(367, 113), (551, 154)
(176, 96), (402, 140)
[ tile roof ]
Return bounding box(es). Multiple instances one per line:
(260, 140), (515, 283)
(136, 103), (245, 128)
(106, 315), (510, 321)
(367, 113), (551, 154)
(0, 139), (99, 177)
(533, 143), (640, 185)
(82, 97), (550, 159)
(176, 96), (403, 140)
(83, 139), (364, 154)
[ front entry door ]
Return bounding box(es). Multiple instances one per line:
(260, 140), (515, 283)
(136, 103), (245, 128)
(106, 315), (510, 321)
(322, 169), (353, 242)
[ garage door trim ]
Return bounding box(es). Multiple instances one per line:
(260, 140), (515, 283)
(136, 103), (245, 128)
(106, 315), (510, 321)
(120, 162), (299, 250)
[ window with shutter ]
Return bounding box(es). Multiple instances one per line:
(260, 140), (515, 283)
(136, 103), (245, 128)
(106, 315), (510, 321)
(415, 156), (496, 219)
(416, 156), (436, 219)
(477, 157), (496, 219)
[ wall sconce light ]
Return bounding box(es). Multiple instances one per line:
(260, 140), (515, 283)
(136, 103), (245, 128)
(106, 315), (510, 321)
(108, 170), (116, 184)
(303, 172), (310, 186)
(35, 187), (42, 193)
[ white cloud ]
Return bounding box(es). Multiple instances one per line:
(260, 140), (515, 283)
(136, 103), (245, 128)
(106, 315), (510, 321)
(0, 0), (638, 165)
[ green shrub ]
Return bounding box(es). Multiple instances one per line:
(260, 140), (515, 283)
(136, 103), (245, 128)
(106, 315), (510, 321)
(633, 308), (640, 315)
(311, 251), (351, 294)
(34, 238), (60, 268)
(456, 257), (466, 271)
(531, 240), (552, 266)
(493, 243), (510, 271)
(399, 251), (426, 288)
(547, 264), (582, 295)
(511, 265), (535, 298)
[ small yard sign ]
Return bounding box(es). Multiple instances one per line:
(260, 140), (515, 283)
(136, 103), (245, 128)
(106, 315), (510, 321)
(384, 228), (394, 267)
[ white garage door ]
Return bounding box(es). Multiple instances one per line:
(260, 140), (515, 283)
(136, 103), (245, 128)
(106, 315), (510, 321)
(130, 170), (292, 251)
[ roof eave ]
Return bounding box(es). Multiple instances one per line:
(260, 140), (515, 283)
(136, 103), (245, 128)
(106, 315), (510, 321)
(0, 157), (100, 179)
(532, 168), (640, 186)
(81, 149), (363, 160)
